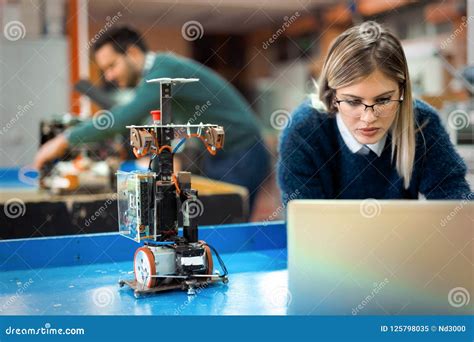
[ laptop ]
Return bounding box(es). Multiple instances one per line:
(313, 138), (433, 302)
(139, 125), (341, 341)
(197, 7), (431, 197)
(287, 200), (473, 315)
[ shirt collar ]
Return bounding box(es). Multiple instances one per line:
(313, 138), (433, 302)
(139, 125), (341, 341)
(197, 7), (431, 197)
(336, 114), (387, 157)
(142, 52), (156, 76)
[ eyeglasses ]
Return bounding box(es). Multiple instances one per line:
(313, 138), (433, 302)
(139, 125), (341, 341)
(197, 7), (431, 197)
(334, 96), (403, 118)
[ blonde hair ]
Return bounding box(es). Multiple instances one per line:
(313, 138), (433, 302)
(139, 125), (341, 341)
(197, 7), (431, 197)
(314, 21), (415, 188)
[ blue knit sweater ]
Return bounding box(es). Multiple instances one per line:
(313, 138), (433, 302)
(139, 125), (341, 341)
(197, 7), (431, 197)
(278, 99), (472, 202)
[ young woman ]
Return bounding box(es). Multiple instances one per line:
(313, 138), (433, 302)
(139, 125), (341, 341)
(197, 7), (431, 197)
(278, 21), (472, 202)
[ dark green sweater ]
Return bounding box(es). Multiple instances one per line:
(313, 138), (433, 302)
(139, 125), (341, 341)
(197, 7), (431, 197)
(68, 52), (261, 153)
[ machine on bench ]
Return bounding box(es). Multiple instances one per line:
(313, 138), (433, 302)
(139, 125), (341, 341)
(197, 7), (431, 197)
(39, 114), (119, 194)
(117, 78), (228, 298)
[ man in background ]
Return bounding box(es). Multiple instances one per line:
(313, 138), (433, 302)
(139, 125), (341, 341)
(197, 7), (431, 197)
(34, 26), (269, 214)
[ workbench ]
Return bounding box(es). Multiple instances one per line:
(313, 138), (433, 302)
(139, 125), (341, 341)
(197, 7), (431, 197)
(0, 166), (249, 239)
(0, 222), (287, 315)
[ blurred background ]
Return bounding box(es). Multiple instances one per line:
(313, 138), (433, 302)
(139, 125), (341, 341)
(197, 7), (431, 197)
(0, 0), (473, 223)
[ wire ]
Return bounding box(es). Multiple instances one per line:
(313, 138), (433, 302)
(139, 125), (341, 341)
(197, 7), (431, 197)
(147, 144), (172, 171)
(172, 173), (181, 194)
(187, 133), (217, 155)
(201, 242), (228, 278)
(148, 154), (156, 171)
(172, 138), (187, 153)
(172, 133), (218, 156)
(203, 244), (213, 277)
(143, 240), (176, 246)
(158, 145), (172, 154)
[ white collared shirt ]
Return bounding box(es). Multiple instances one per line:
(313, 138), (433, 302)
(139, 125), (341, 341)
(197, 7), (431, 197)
(336, 114), (387, 157)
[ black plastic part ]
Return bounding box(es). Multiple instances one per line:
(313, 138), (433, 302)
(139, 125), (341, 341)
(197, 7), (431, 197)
(155, 182), (178, 239)
(184, 223), (198, 243)
(160, 83), (172, 124)
(182, 189), (199, 243)
(183, 224), (198, 243)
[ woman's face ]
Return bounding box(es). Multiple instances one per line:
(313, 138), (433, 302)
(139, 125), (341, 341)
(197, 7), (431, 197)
(335, 69), (400, 145)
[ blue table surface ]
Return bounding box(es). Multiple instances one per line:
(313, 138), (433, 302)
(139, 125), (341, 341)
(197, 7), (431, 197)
(0, 222), (289, 315)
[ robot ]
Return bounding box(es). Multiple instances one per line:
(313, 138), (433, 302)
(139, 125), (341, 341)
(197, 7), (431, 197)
(117, 78), (228, 298)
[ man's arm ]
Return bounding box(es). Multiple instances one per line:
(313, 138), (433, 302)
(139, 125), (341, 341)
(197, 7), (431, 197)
(67, 80), (161, 145)
(33, 62), (178, 169)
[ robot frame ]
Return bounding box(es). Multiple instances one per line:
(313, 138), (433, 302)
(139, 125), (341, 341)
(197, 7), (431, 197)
(117, 78), (228, 298)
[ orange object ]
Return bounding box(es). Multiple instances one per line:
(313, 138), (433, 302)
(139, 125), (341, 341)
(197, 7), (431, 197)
(187, 133), (217, 155)
(67, 0), (80, 115)
(158, 145), (172, 154)
(200, 241), (214, 279)
(72, 155), (84, 170)
(132, 147), (148, 159)
(64, 175), (79, 190)
(172, 173), (181, 195)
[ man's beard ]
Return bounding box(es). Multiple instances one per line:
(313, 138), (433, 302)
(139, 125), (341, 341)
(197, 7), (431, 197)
(124, 58), (140, 88)
(126, 69), (140, 88)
